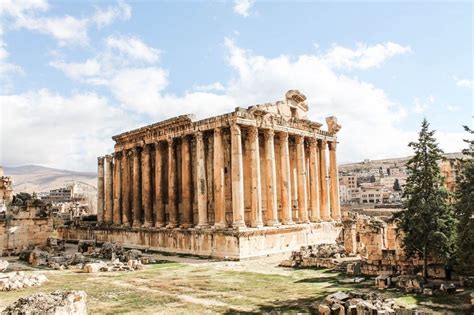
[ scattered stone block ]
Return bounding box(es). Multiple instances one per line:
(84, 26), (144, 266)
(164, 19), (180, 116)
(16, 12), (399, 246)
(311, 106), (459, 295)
(0, 260), (8, 272)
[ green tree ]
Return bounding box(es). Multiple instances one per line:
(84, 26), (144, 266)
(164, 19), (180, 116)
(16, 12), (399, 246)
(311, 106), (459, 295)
(453, 126), (474, 274)
(397, 119), (455, 279)
(393, 178), (402, 191)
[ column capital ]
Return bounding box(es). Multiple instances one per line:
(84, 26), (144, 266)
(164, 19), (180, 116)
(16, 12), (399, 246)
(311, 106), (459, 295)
(214, 126), (222, 134)
(248, 126), (259, 139)
(319, 139), (328, 149)
(167, 137), (175, 145)
(114, 151), (123, 159)
(230, 123), (241, 135)
(98, 156), (105, 165)
(279, 131), (289, 141)
(143, 143), (151, 153)
(263, 129), (275, 140)
(105, 154), (113, 162)
(328, 141), (337, 150)
(195, 130), (203, 141)
(307, 137), (317, 147)
(295, 135), (304, 145)
(132, 146), (141, 155)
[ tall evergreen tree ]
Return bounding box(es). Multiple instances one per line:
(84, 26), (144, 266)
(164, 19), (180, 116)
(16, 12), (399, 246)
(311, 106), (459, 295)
(454, 126), (474, 274)
(393, 178), (402, 191)
(397, 119), (455, 279)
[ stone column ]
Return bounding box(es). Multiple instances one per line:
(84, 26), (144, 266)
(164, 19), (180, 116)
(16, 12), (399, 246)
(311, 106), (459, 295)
(113, 152), (122, 225)
(295, 136), (309, 223)
(248, 127), (263, 228)
(329, 141), (341, 220)
(154, 142), (166, 227)
(195, 131), (208, 228)
(167, 138), (178, 228)
(319, 140), (330, 220)
(231, 123), (246, 229)
(97, 157), (105, 223)
(181, 136), (193, 228)
(141, 144), (152, 227)
(132, 147), (142, 228)
(308, 139), (321, 222)
(264, 129), (280, 226)
(105, 154), (114, 224)
(279, 132), (293, 225)
(121, 150), (131, 227)
(213, 127), (226, 228)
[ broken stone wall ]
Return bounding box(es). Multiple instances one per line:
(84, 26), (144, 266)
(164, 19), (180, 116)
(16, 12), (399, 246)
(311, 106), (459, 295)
(343, 212), (446, 278)
(0, 205), (53, 256)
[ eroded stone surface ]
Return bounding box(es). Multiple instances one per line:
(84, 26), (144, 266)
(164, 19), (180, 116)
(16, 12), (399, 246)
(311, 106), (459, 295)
(0, 272), (47, 291)
(1, 290), (87, 315)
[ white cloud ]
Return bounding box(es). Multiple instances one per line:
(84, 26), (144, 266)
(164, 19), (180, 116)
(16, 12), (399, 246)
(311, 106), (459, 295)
(193, 82), (226, 92)
(0, 0), (130, 46)
(92, 0), (131, 28)
(412, 95), (434, 114)
(0, 89), (136, 171)
(454, 77), (474, 88)
(322, 42), (412, 70)
(49, 59), (101, 81)
(446, 104), (460, 112)
(106, 35), (160, 63)
(233, 0), (254, 17)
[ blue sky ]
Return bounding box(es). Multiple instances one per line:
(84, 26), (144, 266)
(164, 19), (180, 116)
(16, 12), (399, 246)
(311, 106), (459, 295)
(0, 0), (472, 172)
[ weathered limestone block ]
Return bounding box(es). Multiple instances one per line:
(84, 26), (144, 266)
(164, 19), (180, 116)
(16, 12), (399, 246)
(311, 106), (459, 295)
(0, 260), (8, 272)
(83, 262), (107, 273)
(0, 272), (47, 291)
(1, 290), (87, 315)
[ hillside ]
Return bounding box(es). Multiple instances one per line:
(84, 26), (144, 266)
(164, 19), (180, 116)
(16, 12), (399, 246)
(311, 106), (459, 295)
(3, 165), (97, 194)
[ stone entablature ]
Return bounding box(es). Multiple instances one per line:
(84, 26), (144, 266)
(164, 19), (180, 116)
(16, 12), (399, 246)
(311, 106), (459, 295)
(95, 90), (342, 238)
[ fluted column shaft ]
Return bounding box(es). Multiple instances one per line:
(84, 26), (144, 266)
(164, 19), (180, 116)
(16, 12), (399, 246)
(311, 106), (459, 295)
(264, 129), (280, 226)
(279, 133), (293, 224)
(196, 132), (208, 228)
(296, 136), (309, 223)
(105, 155), (114, 224)
(142, 145), (152, 227)
(319, 140), (330, 220)
(213, 128), (226, 228)
(121, 150), (131, 227)
(231, 124), (246, 228)
(167, 139), (178, 228)
(329, 141), (341, 220)
(308, 139), (321, 222)
(132, 147), (142, 227)
(249, 127), (263, 228)
(154, 142), (165, 227)
(113, 153), (122, 225)
(97, 157), (105, 223)
(181, 136), (193, 228)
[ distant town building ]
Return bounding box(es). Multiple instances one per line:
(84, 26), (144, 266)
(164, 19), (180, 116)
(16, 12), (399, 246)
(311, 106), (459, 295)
(0, 166), (14, 206)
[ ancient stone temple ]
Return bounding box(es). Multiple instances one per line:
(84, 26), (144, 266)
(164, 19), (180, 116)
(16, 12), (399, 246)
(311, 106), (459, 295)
(61, 90), (342, 259)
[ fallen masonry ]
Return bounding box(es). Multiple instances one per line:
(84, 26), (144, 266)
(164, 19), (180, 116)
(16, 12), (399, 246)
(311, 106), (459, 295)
(82, 258), (143, 273)
(1, 290), (87, 315)
(279, 244), (359, 270)
(0, 271), (47, 291)
(318, 291), (419, 315)
(0, 260), (8, 272)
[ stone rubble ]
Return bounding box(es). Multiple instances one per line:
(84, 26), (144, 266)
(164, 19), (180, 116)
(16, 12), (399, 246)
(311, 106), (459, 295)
(318, 291), (418, 315)
(0, 260), (8, 272)
(1, 290), (87, 315)
(0, 271), (47, 291)
(279, 244), (356, 269)
(82, 258), (143, 273)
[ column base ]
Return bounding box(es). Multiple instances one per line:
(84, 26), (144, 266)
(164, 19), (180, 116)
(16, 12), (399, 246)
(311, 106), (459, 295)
(142, 222), (152, 228)
(132, 222), (141, 228)
(195, 224), (209, 229)
(281, 219), (295, 225)
(166, 222), (178, 228)
(250, 221), (264, 228)
(232, 220), (246, 230)
(154, 222), (166, 228)
(180, 223), (193, 229)
(265, 220), (281, 227)
(122, 221), (131, 228)
(213, 222), (227, 229)
(297, 219), (310, 224)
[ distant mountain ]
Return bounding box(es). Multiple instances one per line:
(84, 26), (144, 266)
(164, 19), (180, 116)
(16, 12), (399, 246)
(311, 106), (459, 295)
(3, 165), (97, 194)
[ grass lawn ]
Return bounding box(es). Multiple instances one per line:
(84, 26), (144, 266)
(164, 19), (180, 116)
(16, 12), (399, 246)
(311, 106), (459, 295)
(0, 255), (472, 314)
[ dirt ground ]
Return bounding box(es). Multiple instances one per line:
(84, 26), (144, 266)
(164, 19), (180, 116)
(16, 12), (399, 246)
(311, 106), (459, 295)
(0, 248), (472, 314)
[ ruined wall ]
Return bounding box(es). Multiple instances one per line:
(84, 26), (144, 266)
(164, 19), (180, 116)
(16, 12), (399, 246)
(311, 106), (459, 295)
(343, 213), (446, 278)
(0, 206), (54, 256)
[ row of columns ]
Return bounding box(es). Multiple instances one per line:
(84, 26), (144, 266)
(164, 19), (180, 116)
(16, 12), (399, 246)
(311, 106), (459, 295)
(97, 125), (341, 228)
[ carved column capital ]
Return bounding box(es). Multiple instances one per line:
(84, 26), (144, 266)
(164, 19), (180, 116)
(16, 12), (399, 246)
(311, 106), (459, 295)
(319, 139), (328, 149)
(307, 138), (317, 148)
(230, 123), (241, 135)
(195, 131), (203, 141)
(279, 131), (289, 142)
(263, 129), (275, 140)
(295, 135), (304, 145)
(143, 143), (151, 153)
(328, 141), (337, 151)
(105, 154), (113, 162)
(98, 156), (105, 165)
(248, 126), (259, 139)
